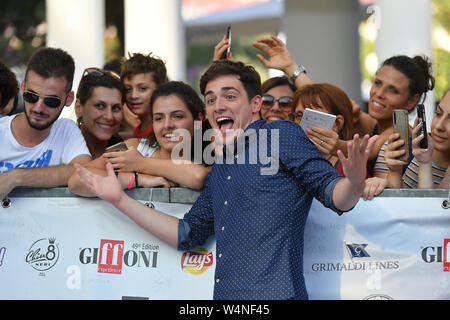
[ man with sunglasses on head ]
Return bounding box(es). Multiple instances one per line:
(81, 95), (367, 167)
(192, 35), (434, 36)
(0, 47), (91, 200)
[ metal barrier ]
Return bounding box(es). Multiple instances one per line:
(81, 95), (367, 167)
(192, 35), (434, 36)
(4, 186), (450, 207)
(5, 187), (202, 203)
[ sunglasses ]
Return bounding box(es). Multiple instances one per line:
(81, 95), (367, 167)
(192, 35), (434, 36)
(261, 94), (293, 111)
(82, 67), (120, 80)
(23, 90), (63, 108)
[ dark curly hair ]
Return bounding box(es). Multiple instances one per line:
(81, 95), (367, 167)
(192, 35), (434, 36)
(199, 60), (261, 101)
(381, 55), (435, 103)
(0, 59), (18, 109)
(121, 52), (168, 87)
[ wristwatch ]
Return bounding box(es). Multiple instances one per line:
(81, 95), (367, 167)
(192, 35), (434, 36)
(290, 65), (307, 84)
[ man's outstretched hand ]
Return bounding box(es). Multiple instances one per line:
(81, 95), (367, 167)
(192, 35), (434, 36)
(74, 162), (124, 206)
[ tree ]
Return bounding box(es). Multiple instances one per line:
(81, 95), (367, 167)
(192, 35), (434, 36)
(0, 0), (46, 68)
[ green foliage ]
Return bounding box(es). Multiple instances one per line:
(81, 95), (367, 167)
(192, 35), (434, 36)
(433, 0), (450, 32)
(359, 0), (450, 102)
(433, 48), (450, 101)
(359, 27), (376, 83)
(230, 33), (270, 83)
(0, 0), (46, 68)
(0, 0), (124, 69)
(1, 0), (448, 101)
(433, 0), (450, 101)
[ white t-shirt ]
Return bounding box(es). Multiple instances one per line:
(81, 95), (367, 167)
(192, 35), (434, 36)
(0, 114), (91, 174)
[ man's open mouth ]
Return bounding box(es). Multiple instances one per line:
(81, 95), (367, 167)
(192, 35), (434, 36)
(217, 117), (234, 132)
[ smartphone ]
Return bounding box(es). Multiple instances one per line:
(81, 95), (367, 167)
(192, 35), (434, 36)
(222, 26), (231, 60)
(416, 104), (428, 149)
(393, 109), (410, 162)
(105, 141), (128, 152)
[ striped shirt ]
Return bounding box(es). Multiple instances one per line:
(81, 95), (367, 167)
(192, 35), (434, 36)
(373, 141), (389, 174)
(373, 140), (412, 176)
(403, 158), (446, 188)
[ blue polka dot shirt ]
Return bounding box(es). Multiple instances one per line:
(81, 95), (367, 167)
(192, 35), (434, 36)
(178, 119), (343, 300)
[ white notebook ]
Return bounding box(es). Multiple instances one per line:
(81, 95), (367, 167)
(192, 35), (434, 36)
(299, 108), (337, 131)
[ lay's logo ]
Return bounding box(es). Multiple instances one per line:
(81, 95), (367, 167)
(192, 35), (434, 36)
(181, 248), (213, 275)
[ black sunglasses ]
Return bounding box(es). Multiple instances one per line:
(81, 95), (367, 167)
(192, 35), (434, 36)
(82, 67), (120, 80)
(261, 94), (293, 110)
(23, 90), (63, 108)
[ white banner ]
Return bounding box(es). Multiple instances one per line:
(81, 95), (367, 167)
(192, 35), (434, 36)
(1, 191), (449, 300)
(304, 196), (450, 300)
(0, 197), (215, 300)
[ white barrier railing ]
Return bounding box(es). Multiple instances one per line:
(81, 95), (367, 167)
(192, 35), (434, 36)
(1, 188), (449, 300)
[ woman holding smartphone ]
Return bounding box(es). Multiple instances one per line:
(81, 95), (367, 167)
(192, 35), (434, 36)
(251, 36), (435, 168)
(69, 81), (211, 196)
(75, 68), (124, 159)
(366, 55), (435, 178)
(363, 90), (450, 199)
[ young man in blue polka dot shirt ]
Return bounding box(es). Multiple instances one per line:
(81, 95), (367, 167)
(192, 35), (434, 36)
(75, 60), (378, 300)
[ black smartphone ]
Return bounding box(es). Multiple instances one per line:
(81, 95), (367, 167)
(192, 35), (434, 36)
(222, 26), (231, 60)
(416, 104), (428, 149)
(105, 141), (128, 152)
(393, 109), (410, 162)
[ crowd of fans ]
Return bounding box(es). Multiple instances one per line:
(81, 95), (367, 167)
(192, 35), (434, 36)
(1, 31), (448, 300)
(2, 33), (447, 198)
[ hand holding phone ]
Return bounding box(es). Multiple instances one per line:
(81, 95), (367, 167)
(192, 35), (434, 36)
(222, 26), (231, 60)
(392, 109), (410, 162)
(411, 117), (434, 165)
(416, 104), (428, 149)
(105, 141), (128, 152)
